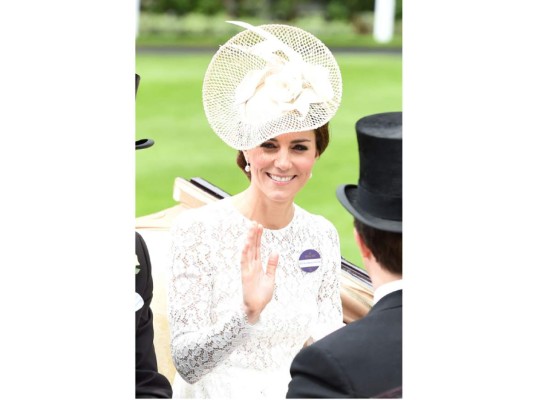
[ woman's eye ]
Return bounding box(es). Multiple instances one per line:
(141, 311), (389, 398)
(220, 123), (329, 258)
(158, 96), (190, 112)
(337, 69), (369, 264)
(293, 144), (308, 151)
(260, 142), (277, 149)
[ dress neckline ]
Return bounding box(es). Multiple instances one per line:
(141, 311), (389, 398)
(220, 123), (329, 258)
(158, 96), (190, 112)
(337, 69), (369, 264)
(222, 197), (301, 233)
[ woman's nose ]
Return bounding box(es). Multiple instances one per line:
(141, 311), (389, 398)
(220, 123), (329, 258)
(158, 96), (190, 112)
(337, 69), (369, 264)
(274, 149), (291, 170)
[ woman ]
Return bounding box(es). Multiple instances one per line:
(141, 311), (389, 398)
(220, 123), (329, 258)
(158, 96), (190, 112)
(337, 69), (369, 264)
(168, 21), (344, 398)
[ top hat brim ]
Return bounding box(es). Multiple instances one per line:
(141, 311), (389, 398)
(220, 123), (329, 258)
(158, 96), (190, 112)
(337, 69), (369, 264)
(135, 74), (154, 151)
(336, 184), (402, 233)
(135, 138), (154, 150)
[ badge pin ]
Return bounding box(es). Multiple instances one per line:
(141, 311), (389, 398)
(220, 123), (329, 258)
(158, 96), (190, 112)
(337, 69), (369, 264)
(298, 249), (321, 273)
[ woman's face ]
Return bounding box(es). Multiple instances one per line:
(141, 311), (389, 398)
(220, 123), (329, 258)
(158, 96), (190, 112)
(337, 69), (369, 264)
(245, 130), (318, 204)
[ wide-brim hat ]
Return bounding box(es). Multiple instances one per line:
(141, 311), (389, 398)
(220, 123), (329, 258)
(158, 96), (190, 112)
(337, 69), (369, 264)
(336, 112), (402, 233)
(135, 73), (154, 151)
(203, 21), (342, 150)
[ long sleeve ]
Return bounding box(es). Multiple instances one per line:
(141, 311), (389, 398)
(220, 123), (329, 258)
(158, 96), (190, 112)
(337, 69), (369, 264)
(310, 223), (344, 341)
(167, 213), (253, 384)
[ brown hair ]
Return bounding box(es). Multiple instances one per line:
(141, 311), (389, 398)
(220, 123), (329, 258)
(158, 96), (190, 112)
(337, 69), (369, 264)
(236, 123), (330, 180)
(354, 218), (402, 275)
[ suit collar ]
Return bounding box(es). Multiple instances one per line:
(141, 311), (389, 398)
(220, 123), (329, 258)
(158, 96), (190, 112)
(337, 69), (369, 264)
(373, 279), (403, 305)
(369, 289), (402, 315)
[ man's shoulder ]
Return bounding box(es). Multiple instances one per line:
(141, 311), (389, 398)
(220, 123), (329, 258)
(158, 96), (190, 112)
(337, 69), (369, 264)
(135, 231), (145, 247)
(313, 302), (402, 351)
(307, 322), (361, 355)
(373, 289), (403, 313)
(135, 231), (149, 265)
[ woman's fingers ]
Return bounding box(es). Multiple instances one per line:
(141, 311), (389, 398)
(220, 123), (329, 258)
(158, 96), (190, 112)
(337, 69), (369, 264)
(240, 222), (278, 322)
(266, 253), (279, 279)
(241, 224), (254, 273)
(242, 222), (275, 276)
(240, 236), (250, 271)
(254, 223), (263, 262)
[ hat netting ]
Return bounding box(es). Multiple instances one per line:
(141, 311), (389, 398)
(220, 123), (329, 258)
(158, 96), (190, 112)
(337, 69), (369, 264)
(203, 21), (342, 150)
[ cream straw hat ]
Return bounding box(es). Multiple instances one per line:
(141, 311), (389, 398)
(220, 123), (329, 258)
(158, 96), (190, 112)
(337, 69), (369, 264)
(203, 21), (342, 150)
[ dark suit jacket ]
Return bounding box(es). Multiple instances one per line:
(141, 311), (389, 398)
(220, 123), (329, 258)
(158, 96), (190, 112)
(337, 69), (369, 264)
(135, 232), (172, 398)
(287, 290), (402, 398)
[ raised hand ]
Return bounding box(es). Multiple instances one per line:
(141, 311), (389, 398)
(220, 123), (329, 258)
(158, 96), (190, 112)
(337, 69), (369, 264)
(241, 222), (279, 324)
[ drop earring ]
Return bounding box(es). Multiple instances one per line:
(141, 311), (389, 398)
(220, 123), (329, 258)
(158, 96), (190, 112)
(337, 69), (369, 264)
(309, 172), (313, 178)
(245, 163), (251, 173)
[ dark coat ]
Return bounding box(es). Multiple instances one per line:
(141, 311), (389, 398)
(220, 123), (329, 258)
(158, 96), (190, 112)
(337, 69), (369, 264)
(136, 232), (172, 398)
(287, 290), (402, 398)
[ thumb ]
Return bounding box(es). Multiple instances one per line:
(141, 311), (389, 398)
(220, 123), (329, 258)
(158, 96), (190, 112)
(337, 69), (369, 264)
(265, 253), (279, 278)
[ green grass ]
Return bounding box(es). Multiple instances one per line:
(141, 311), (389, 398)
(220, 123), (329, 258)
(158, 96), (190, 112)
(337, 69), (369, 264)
(136, 52), (402, 267)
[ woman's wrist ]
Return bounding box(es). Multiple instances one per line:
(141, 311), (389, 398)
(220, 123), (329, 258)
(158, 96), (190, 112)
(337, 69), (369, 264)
(243, 305), (260, 325)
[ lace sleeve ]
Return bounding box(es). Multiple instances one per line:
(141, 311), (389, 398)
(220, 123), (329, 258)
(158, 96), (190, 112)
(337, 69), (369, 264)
(168, 213), (252, 384)
(311, 223), (344, 341)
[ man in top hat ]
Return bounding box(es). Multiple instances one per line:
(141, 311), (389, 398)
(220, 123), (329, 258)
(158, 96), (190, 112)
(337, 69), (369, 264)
(286, 112), (402, 398)
(135, 73), (172, 398)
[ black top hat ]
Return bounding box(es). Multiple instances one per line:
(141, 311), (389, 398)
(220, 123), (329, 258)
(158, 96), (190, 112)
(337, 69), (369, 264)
(135, 73), (154, 151)
(336, 112), (402, 233)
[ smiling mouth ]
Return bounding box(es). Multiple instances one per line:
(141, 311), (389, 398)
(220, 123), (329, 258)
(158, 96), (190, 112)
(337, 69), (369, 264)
(267, 173), (295, 183)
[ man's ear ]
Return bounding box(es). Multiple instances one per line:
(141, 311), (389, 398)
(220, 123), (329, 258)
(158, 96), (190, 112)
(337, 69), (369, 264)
(354, 228), (372, 259)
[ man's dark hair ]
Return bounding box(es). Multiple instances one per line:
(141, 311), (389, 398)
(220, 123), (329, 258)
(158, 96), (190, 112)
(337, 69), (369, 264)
(354, 219), (402, 275)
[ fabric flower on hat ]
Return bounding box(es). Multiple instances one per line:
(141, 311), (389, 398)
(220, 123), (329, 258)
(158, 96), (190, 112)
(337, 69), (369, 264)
(231, 21), (334, 125)
(235, 59), (333, 124)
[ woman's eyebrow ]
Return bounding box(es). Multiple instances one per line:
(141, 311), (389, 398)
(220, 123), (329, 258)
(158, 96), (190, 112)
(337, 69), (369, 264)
(266, 138), (312, 143)
(290, 139), (312, 143)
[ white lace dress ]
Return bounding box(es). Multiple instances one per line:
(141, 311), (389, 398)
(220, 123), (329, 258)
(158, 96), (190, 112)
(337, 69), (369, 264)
(168, 198), (343, 398)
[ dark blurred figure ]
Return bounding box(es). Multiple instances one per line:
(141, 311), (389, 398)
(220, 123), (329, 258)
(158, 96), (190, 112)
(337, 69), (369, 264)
(136, 232), (172, 398)
(374, 386), (402, 398)
(135, 74), (172, 398)
(287, 112), (402, 398)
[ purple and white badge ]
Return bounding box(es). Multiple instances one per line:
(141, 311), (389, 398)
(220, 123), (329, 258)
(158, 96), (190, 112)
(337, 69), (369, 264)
(298, 249), (321, 273)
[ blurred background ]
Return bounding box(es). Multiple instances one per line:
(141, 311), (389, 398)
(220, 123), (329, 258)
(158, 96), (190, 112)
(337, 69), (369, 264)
(136, 0), (402, 266)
